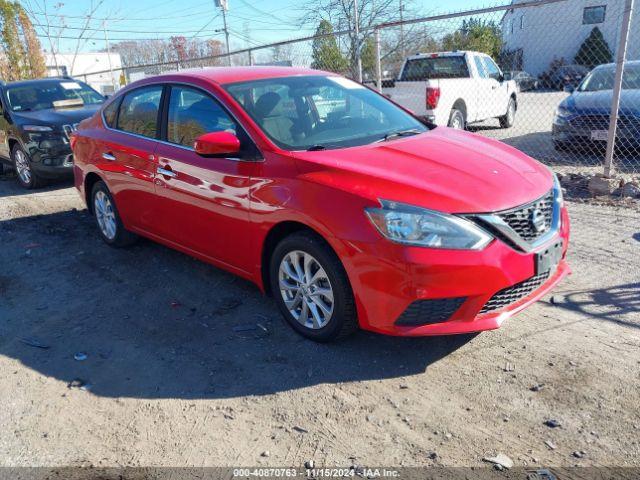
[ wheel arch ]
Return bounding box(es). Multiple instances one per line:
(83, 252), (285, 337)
(84, 171), (104, 214)
(260, 220), (338, 297)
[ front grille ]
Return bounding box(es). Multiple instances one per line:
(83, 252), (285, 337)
(480, 271), (550, 314)
(62, 123), (79, 141)
(496, 190), (554, 243)
(395, 297), (466, 326)
(569, 114), (640, 137)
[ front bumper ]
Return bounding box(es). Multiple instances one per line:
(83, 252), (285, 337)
(340, 207), (571, 336)
(23, 132), (74, 179)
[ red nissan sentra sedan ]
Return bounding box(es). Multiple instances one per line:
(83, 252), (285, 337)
(71, 67), (570, 342)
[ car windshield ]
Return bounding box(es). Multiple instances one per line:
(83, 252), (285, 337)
(579, 64), (640, 91)
(5, 79), (104, 112)
(224, 75), (428, 151)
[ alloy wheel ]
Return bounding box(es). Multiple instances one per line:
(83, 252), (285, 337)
(94, 190), (117, 240)
(278, 250), (334, 330)
(507, 101), (515, 124)
(14, 150), (31, 184)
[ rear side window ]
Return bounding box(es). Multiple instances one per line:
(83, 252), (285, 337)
(401, 56), (469, 81)
(102, 100), (119, 128)
(167, 86), (236, 147)
(116, 85), (163, 138)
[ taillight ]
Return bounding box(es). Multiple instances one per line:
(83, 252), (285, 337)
(426, 87), (440, 110)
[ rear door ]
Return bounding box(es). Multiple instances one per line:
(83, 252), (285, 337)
(96, 84), (163, 230)
(151, 84), (260, 274)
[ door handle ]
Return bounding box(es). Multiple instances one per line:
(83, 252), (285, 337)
(102, 152), (116, 161)
(157, 166), (177, 178)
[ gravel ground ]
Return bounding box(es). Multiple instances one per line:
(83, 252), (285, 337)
(0, 172), (638, 470)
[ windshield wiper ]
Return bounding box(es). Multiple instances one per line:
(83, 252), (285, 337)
(375, 128), (423, 143)
(307, 144), (326, 151)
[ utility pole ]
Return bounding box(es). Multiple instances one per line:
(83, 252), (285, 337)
(215, 0), (232, 66)
(103, 21), (116, 91)
(353, 0), (362, 82)
(603, 0), (634, 177)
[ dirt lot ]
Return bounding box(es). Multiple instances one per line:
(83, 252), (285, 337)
(0, 172), (639, 470)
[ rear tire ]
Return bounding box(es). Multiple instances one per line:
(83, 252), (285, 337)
(269, 231), (358, 342)
(448, 109), (466, 130)
(91, 181), (138, 247)
(499, 98), (516, 128)
(12, 144), (44, 189)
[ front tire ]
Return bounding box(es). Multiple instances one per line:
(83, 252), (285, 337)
(499, 98), (516, 128)
(12, 144), (43, 189)
(91, 181), (137, 247)
(269, 231), (358, 342)
(448, 109), (466, 130)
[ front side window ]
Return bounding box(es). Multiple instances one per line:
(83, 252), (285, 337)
(225, 75), (428, 151)
(5, 79), (104, 112)
(116, 85), (163, 138)
(474, 57), (488, 78)
(583, 5), (606, 24)
(482, 57), (502, 81)
(167, 86), (236, 147)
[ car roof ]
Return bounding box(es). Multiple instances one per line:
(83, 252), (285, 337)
(148, 66), (335, 85)
(4, 77), (77, 88)
(594, 59), (640, 69)
(406, 51), (476, 60)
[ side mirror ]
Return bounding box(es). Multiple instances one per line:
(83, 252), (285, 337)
(194, 131), (241, 156)
(564, 85), (575, 94)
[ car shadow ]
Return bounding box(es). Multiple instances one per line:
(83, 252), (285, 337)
(0, 208), (476, 400)
(550, 283), (640, 330)
(0, 170), (74, 197)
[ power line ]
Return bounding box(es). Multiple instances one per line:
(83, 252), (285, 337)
(30, 22), (220, 35)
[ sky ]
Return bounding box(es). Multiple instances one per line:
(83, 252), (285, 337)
(20, 0), (506, 54)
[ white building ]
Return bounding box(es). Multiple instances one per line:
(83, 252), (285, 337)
(501, 0), (639, 76)
(45, 52), (124, 95)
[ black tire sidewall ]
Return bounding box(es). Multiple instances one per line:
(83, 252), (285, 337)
(449, 110), (465, 130)
(12, 144), (36, 189)
(91, 181), (128, 246)
(269, 233), (354, 342)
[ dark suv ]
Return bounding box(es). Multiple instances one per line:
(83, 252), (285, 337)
(0, 77), (104, 188)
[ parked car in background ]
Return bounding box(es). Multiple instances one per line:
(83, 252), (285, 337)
(382, 51), (518, 129)
(0, 77), (105, 188)
(505, 71), (539, 91)
(545, 64), (589, 91)
(72, 67), (570, 342)
(552, 61), (640, 150)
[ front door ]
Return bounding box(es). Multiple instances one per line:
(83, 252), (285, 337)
(482, 57), (510, 118)
(152, 84), (260, 274)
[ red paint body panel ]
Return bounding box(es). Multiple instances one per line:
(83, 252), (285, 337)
(72, 68), (571, 337)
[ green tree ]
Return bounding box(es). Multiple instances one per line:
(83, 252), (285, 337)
(310, 20), (348, 73)
(360, 36), (376, 80)
(575, 27), (613, 69)
(442, 18), (502, 60)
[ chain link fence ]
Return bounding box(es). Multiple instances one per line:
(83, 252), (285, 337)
(79, 0), (638, 197)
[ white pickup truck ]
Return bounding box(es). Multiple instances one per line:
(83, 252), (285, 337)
(382, 51), (518, 129)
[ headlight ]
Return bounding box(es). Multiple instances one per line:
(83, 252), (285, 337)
(23, 125), (53, 132)
(554, 106), (572, 120)
(552, 172), (563, 207)
(365, 200), (493, 250)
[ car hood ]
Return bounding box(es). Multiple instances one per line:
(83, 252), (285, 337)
(13, 104), (102, 126)
(562, 89), (640, 114)
(294, 127), (552, 214)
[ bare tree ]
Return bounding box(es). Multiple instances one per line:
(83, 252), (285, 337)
(22, 0), (110, 75)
